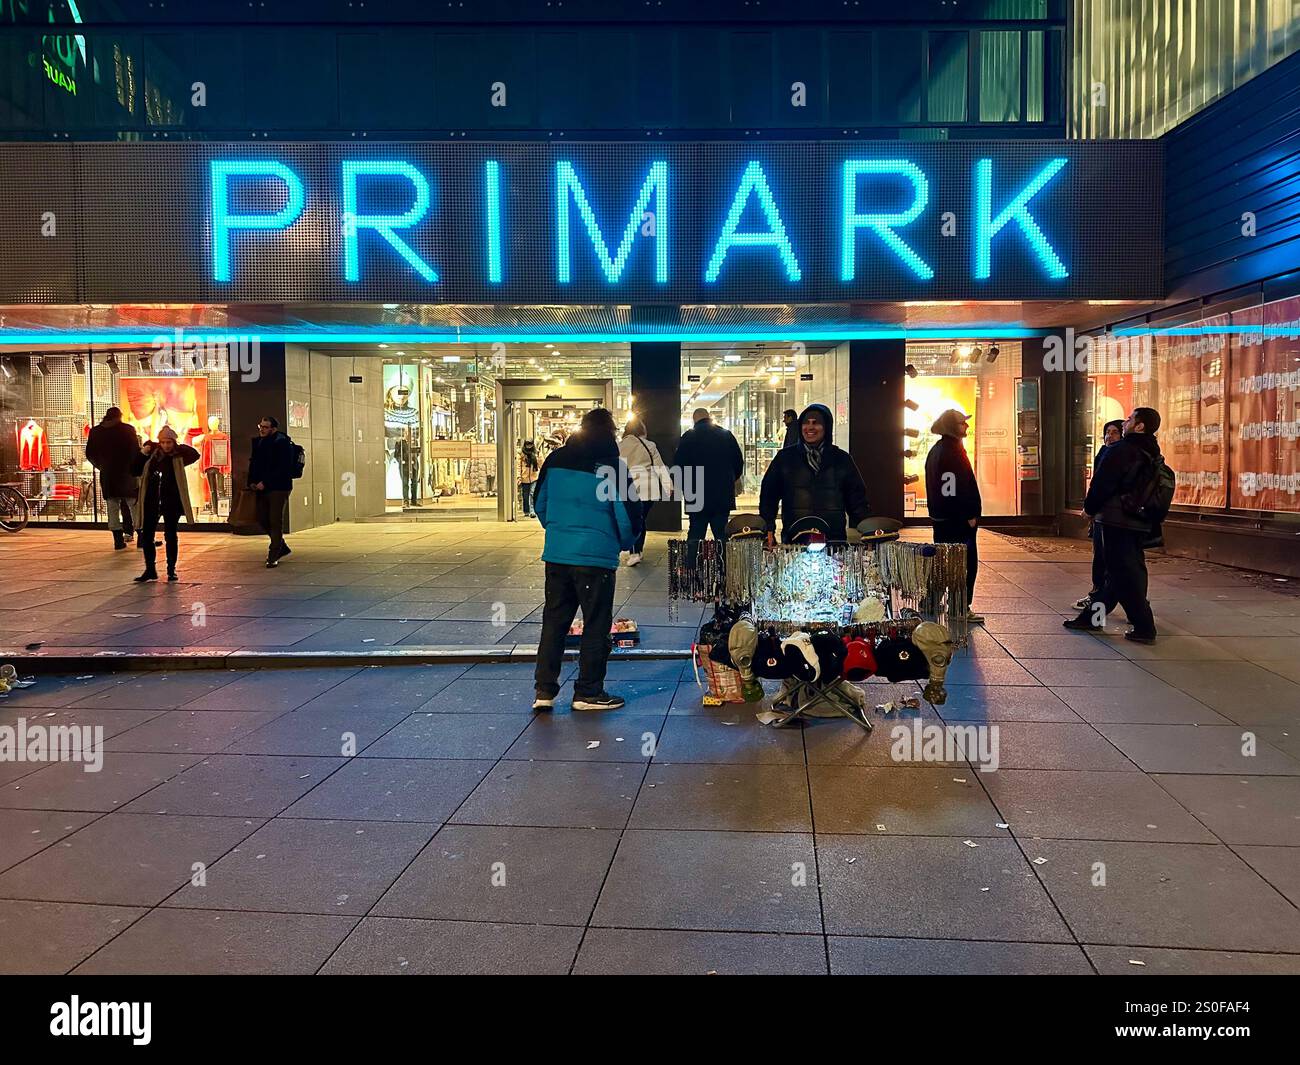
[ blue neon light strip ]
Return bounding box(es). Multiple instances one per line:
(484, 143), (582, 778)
(841, 161), (933, 281)
(0, 327), (1050, 344)
(485, 160), (503, 284)
(705, 161), (801, 283)
(3, 325), (1294, 346)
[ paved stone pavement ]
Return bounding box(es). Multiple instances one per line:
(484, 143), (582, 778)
(2, 522), (1300, 973)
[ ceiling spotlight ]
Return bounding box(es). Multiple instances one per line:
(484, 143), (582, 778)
(948, 345), (962, 364)
(0, 357), (13, 380)
(35, 356), (50, 376)
(72, 356), (86, 375)
(105, 355), (120, 374)
(723, 353), (742, 363)
(905, 364), (918, 378)
(903, 427), (920, 439)
(970, 344), (984, 361)
(903, 398), (919, 412)
(902, 449), (916, 459)
(137, 353), (152, 372)
(903, 473), (920, 485)
(986, 344), (1000, 363)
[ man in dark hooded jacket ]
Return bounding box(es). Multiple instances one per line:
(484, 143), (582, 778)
(925, 408), (983, 623)
(1064, 406), (1162, 643)
(86, 406), (141, 550)
(759, 403), (869, 543)
(672, 407), (744, 542)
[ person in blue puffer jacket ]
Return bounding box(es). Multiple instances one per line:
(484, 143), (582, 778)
(532, 406), (642, 713)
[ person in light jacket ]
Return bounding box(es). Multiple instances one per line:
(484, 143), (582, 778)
(617, 416), (672, 566)
(131, 426), (199, 583)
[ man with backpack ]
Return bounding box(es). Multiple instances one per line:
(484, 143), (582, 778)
(248, 415), (301, 568)
(1064, 407), (1172, 644)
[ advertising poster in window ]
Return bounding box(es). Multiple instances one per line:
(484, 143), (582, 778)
(1157, 313), (1227, 508)
(1230, 298), (1300, 512)
(118, 377), (209, 444)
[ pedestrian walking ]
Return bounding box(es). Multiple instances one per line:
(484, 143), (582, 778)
(85, 406), (140, 551)
(925, 409), (984, 624)
(532, 407), (641, 712)
(518, 440), (540, 517)
(617, 415), (672, 566)
(672, 407), (744, 542)
(249, 415), (298, 568)
(131, 426), (198, 582)
(1064, 407), (1170, 644)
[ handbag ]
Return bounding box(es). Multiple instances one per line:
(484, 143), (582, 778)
(230, 488), (259, 527)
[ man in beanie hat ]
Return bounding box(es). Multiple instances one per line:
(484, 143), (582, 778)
(925, 408), (983, 624)
(759, 403), (869, 544)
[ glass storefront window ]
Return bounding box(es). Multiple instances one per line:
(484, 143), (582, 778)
(0, 350), (232, 525)
(904, 341), (1025, 516)
(1071, 295), (1300, 515)
(681, 342), (849, 506)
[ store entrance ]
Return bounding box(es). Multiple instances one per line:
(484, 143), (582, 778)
(496, 378), (614, 522)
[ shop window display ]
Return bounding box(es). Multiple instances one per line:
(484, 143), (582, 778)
(1072, 294), (1300, 516)
(904, 342), (1023, 516)
(0, 352), (232, 525)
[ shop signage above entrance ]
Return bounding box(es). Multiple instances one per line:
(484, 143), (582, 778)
(0, 141), (1163, 306)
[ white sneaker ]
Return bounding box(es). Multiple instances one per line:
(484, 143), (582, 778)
(531, 694), (555, 711)
(626, 552), (642, 566)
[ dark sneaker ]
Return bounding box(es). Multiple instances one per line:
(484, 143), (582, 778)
(531, 693), (556, 711)
(1124, 630), (1156, 645)
(167, 571), (178, 582)
(1062, 614), (1101, 631)
(1071, 594), (1095, 610)
(133, 570), (158, 583)
(572, 692), (625, 711)
(266, 559), (278, 568)
(278, 544), (292, 559)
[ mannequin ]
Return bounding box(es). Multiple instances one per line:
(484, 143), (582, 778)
(195, 414), (231, 513)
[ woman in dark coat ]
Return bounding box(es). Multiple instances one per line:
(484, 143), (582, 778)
(85, 406), (140, 550)
(131, 426), (199, 582)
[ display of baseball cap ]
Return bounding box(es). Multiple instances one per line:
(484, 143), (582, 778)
(873, 636), (930, 682)
(856, 515), (903, 542)
(842, 636), (878, 681)
(780, 631), (820, 683)
(752, 631), (793, 679)
(726, 513), (768, 539)
(852, 596), (887, 623)
(809, 630), (846, 681)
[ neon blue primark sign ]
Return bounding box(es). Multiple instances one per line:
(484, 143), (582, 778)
(0, 141), (1164, 304)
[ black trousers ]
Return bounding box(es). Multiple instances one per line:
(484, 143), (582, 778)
(535, 562), (616, 699)
(686, 509), (729, 542)
(140, 506), (180, 573)
(519, 480), (534, 516)
(1096, 524), (1156, 635)
(401, 465), (419, 505)
(255, 489), (290, 557)
(1089, 520), (1106, 594)
(933, 518), (978, 605)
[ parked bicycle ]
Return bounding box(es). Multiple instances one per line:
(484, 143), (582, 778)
(0, 483), (30, 532)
